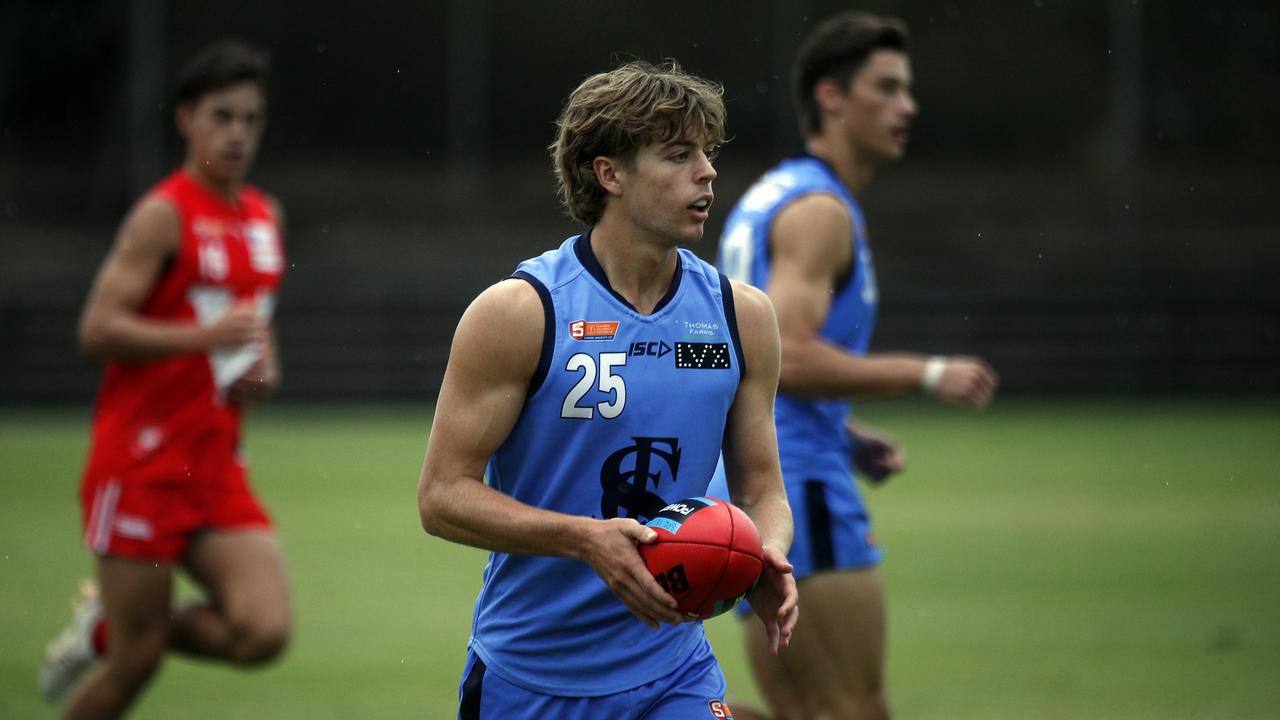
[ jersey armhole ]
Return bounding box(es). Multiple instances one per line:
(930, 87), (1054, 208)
(511, 270), (555, 398)
(144, 193), (184, 278)
(768, 191), (857, 294)
(718, 272), (747, 382)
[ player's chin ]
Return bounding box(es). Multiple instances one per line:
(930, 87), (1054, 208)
(680, 223), (706, 243)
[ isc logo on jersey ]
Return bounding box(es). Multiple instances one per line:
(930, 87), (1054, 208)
(569, 319), (619, 341)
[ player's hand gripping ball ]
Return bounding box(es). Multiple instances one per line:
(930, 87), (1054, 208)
(638, 497), (764, 620)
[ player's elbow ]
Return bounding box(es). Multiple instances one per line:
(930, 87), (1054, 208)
(777, 337), (822, 397)
(778, 361), (823, 398)
(78, 315), (112, 357)
(418, 492), (437, 535)
(417, 478), (447, 537)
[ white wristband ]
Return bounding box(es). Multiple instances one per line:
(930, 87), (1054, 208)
(921, 356), (947, 395)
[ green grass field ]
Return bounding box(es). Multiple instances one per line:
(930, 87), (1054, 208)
(2, 400), (1278, 718)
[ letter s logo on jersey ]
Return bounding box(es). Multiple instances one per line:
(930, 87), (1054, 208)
(708, 700), (735, 718)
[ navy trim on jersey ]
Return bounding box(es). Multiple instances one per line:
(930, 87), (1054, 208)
(573, 230), (683, 314)
(804, 480), (835, 571)
(789, 150), (856, 295)
(511, 271), (555, 398)
(719, 272), (746, 381)
(459, 655), (486, 719)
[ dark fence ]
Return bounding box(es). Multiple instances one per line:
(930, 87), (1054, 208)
(5, 285), (1276, 404)
(3, 155), (1278, 403)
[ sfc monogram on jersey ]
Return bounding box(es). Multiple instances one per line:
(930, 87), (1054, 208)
(599, 437), (681, 522)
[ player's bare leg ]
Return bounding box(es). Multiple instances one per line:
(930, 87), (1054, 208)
(62, 557), (174, 720)
(721, 623), (807, 720)
(176, 530), (291, 664)
(741, 567), (888, 720)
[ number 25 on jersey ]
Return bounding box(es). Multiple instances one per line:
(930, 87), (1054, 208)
(561, 352), (627, 420)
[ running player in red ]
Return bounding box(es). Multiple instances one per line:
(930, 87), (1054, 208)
(39, 40), (291, 718)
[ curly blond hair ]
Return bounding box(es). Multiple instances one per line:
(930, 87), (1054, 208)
(550, 60), (726, 226)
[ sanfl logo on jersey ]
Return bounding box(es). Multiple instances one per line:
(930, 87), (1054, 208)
(569, 319), (620, 341)
(708, 699), (735, 718)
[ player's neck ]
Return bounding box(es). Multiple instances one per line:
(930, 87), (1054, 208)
(805, 135), (875, 195)
(183, 160), (242, 202)
(588, 219), (680, 315)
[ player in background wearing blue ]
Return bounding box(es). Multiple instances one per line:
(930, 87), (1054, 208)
(418, 61), (799, 719)
(711, 13), (998, 720)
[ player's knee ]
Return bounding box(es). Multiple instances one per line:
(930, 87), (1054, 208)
(840, 692), (890, 720)
(227, 616), (290, 665)
(810, 689), (889, 720)
(858, 694), (890, 720)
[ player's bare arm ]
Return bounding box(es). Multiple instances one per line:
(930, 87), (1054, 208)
(418, 279), (683, 628)
(227, 196), (286, 407)
(721, 280), (799, 654)
(79, 197), (265, 360)
(768, 193), (998, 406)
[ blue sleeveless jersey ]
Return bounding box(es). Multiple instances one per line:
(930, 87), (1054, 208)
(718, 153), (878, 456)
(470, 231), (745, 696)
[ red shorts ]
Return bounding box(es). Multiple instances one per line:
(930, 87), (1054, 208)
(80, 458), (273, 563)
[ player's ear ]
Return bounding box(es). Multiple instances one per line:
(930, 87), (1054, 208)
(175, 103), (193, 140)
(593, 156), (624, 198)
(814, 78), (847, 117)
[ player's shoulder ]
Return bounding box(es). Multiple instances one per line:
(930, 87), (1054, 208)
(772, 192), (853, 261)
(118, 194), (181, 252)
(263, 192), (285, 228)
(235, 182), (282, 216)
(451, 278), (546, 375)
(463, 278), (545, 335)
(238, 181), (273, 205)
(149, 168), (189, 196)
(725, 279), (776, 329)
(778, 191), (850, 228)
(512, 236), (584, 290)
(725, 279), (779, 375)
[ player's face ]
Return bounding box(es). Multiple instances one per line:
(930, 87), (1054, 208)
(843, 50), (917, 163)
(615, 136), (718, 246)
(178, 81), (266, 186)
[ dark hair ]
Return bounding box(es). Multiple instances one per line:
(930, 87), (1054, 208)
(793, 12), (908, 136)
(175, 39), (270, 106)
(550, 60), (726, 226)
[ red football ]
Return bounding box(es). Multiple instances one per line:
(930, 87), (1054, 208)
(638, 497), (764, 620)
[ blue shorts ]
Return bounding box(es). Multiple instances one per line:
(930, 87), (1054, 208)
(708, 449), (881, 602)
(784, 457), (882, 578)
(457, 638), (735, 719)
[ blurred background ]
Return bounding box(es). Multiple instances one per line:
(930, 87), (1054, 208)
(2, 2), (1278, 719)
(3, 0), (1277, 403)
